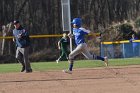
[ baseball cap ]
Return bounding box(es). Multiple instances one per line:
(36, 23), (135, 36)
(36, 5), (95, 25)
(13, 20), (20, 24)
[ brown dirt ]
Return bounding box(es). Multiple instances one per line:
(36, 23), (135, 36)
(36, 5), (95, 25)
(0, 65), (140, 93)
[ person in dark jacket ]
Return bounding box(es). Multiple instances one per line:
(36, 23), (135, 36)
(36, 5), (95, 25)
(13, 20), (32, 73)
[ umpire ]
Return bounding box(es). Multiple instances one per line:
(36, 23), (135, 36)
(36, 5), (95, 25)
(13, 20), (32, 73)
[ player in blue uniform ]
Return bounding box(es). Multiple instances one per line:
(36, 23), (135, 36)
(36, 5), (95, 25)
(63, 18), (108, 74)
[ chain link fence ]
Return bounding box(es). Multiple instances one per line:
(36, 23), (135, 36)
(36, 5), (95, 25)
(101, 40), (140, 58)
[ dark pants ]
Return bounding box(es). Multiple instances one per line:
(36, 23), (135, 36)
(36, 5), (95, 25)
(57, 49), (69, 61)
(16, 47), (32, 72)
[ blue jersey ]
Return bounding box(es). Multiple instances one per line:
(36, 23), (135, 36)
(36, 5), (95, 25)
(73, 27), (90, 46)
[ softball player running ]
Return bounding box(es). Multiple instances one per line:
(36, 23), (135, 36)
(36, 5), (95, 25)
(63, 18), (108, 74)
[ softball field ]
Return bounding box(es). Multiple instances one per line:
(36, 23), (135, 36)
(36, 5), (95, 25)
(0, 65), (140, 93)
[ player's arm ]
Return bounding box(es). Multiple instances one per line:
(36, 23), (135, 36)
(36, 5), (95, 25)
(80, 27), (99, 41)
(80, 27), (96, 39)
(68, 32), (73, 38)
(13, 37), (15, 42)
(20, 29), (29, 38)
(12, 31), (16, 42)
(57, 40), (61, 49)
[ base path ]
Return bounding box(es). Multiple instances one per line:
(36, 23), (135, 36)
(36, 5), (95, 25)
(0, 65), (140, 93)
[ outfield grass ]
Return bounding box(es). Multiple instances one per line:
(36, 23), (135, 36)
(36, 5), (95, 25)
(0, 58), (140, 73)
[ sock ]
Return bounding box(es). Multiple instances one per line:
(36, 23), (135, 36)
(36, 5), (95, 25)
(93, 55), (104, 61)
(69, 63), (73, 71)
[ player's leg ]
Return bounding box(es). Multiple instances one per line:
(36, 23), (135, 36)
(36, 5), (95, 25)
(82, 43), (108, 66)
(63, 50), (69, 60)
(56, 50), (65, 63)
(82, 50), (108, 66)
(63, 44), (83, 73)
(16, 47), (25, 72)
(19, 47), (32, 73)
(69, 44), (83, 71)
(56, 48), (68, 63)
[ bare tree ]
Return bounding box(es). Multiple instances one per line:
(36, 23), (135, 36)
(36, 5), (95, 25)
(0, 0), (140, 62)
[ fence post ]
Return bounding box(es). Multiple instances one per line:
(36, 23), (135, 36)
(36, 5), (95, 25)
(1, 25), (6, 55)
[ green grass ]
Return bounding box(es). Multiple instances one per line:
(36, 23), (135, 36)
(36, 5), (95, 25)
(0, 58), (140, 73)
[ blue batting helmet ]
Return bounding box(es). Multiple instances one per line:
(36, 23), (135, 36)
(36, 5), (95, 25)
(71, 18), (82, 27)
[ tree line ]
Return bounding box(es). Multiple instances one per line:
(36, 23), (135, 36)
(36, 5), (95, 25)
(0, 0), (140, 62)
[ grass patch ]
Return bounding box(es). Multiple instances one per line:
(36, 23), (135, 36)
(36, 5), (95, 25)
(0, 58), (140, 73)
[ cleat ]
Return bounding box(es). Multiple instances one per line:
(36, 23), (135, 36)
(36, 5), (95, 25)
(56, 60), (59, 63)
(25, 69), (32, 73)
(104, 56), (108, 66)
(21, 66), (25, 72)
(62, 70), (72, 74)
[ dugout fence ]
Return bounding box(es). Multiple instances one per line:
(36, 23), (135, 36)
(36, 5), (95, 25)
(101, 40), (140, 58)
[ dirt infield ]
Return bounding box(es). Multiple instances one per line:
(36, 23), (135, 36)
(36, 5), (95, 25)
(0, 65), (140, 93)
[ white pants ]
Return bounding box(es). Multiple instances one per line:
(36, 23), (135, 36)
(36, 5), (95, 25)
(69, 43), (93, 60)
(16, 47), (32, 71)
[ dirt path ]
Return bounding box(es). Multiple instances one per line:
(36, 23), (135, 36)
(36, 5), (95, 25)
(0, 65), (140, 93)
